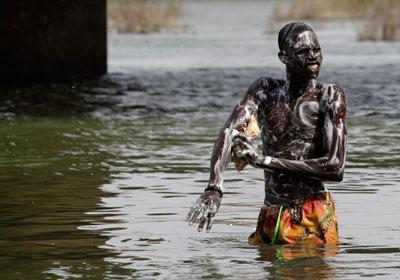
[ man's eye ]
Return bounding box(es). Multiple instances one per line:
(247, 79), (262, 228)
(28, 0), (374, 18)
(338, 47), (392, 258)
(297, 49), (309, 55)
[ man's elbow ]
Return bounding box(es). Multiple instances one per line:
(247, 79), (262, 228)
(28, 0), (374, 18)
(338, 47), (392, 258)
(329, 171), (344, 182)
(324, 159), (345, 182)
(328, 163), (345, 182)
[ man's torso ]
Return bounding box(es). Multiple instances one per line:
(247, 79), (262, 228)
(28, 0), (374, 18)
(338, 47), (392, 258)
(255, 78), (330, 206)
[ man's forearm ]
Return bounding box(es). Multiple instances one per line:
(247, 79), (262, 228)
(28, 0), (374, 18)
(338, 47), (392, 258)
(208, 103), (258, 191)
(206, 77), (268, 192)
(207, 117), (246, 191)
(254, 154), (345, 182)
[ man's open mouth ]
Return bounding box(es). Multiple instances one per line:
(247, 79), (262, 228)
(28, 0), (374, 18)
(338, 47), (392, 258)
(307, 63), (319, 72)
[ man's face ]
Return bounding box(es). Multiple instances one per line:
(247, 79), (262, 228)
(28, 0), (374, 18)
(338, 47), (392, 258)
(285, 30), (323, 79)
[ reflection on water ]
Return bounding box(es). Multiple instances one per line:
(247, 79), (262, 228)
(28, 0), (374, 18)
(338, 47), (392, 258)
(259, 244), (339, 279)
(0, 64), (399, 279)
(0, 117), (130, 279)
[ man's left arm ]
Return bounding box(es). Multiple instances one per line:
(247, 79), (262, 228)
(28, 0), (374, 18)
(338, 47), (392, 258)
(236, 85), (347, 182)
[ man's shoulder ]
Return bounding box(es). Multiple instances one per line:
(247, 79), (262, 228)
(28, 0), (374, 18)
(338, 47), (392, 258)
(319, 82), (346, 107)
(247, 76), (285, 94)
(319, 82), (346, 97)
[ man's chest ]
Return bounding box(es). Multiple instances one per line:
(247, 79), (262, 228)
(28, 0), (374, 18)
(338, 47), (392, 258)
(257, 90), (324, 157)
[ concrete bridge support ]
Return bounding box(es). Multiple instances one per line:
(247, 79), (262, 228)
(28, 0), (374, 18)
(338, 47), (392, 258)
(0, 0), (107, 80)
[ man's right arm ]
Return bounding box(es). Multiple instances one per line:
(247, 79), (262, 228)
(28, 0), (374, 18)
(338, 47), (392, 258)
(187, 77), (268, 232)
(207, 96), (258, 191)
(207, 77), (268, 193)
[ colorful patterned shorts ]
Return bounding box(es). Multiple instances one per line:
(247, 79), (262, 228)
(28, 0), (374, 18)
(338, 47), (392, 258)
(248, 192), (338, 245)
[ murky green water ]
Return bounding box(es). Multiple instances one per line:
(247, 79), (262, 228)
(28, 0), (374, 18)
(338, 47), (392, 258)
(1, 1), (400, 279)
(1, 65), (399, 279)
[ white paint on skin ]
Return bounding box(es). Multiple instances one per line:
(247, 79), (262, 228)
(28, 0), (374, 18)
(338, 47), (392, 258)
(210, 101), (258, 191)
(264, 156), (272, 165)
(293, 31), (318, 49)
(298, 101), (319, 127)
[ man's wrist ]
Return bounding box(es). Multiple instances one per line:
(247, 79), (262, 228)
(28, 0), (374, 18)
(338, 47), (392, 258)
(204, 185), (223, 197)
(263, 156), (272, 165)
(253, 155), (272, 167)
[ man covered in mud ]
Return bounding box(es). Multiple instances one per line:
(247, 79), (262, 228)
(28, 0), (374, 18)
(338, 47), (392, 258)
(187, 22), (347, 244)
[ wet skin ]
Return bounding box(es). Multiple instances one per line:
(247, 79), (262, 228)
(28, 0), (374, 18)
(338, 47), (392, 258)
(187, 23), (347, 232)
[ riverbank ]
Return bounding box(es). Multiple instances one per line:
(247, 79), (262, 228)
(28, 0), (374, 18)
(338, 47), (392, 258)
(108, 0), (400, 71)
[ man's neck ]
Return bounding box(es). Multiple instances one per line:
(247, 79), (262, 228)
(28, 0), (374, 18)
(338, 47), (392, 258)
(286, 72), (315, 99)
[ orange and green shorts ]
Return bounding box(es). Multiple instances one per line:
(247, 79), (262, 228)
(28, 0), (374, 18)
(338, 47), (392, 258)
(248, 192), (338, 245)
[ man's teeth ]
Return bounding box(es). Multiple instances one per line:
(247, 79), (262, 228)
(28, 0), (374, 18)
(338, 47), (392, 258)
(308, 64), (319, 71)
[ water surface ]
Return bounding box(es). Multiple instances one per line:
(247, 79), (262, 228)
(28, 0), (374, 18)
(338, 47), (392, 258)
(1, 1), (400, 279)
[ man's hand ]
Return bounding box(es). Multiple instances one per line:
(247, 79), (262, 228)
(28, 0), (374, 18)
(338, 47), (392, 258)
(232, 134), (264, 167)
(186, 189), (222, 232)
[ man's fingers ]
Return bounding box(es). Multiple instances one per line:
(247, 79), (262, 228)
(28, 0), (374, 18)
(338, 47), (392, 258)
(197, 217), (207, 232)
(235, 149), (251, 162)
(186, 205), (197, 222)
(197, 206), (212, 232)
(232, 140), (241, 150)
(186, 204), (198, 223)
(237, 149), (249, 157)
(233, 133), (253, 144)
(187, 196), (219, 232)
(187, 204), (204, 225)
(206, 214), (214, 232)
(232, 139), (253, 155)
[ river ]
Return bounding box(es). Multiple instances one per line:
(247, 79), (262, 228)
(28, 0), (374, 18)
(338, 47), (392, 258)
(1, 1), (400, 279)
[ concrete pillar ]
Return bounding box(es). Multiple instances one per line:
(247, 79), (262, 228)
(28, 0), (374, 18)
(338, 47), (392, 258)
(0, 0), (107, 80)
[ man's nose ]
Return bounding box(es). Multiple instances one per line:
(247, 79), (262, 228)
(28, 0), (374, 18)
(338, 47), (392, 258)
(308, 50), (317, 59)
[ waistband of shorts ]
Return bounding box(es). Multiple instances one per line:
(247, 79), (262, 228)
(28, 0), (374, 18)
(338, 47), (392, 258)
(264, 191), (331, 208)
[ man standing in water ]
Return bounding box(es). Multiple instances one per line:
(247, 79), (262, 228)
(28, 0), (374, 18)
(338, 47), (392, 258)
(187, 22), (347, 244)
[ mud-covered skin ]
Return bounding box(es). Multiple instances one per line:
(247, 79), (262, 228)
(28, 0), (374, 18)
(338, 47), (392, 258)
(186, 190), (222, 232)
(188, 22), (347, 231)
(235, 78), (347, 205)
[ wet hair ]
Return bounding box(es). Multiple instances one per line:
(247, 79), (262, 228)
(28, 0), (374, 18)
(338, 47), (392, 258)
(278, 22), (315, 52)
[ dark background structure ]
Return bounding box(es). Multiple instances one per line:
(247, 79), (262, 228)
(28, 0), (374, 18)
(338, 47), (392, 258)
(0, 0), (107, 80)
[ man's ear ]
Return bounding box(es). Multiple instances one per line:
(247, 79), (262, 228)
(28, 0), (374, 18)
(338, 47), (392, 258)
(278, 51), (288, 64)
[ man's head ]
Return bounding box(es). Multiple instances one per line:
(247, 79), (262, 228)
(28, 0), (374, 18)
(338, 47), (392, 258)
(278, 22), (323, 79)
